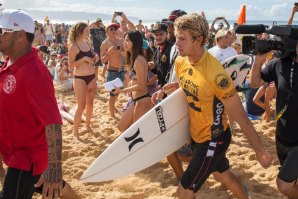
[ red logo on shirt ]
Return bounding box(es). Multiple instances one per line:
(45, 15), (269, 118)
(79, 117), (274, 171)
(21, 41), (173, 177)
(3, 75), (16, 94)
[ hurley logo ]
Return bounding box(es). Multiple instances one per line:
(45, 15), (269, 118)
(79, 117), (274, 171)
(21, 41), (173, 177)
(13, 22), (19, 27)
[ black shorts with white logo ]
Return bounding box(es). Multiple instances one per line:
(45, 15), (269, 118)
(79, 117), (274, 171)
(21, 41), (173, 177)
(181, 128), (231, 192)
(276, 138), (298, 183)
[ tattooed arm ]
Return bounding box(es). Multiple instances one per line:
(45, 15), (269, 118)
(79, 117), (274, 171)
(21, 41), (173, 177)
(35, 124), (63, 199)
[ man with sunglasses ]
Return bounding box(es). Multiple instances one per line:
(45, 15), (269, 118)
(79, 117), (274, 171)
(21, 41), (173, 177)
(101, 23), (124, 118)
(162, 9), (187, 43)
(250, 42), (298, 199)
(0, 9), (64, 199)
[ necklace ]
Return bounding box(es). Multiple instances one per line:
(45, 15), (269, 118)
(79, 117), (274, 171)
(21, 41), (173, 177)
(108, 38), (117, 46)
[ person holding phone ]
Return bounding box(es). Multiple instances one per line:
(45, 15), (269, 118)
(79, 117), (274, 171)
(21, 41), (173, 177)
(288, 3), (298, 25)
(89, 18), (106, 82)
(111, 11), (135, 39)
(100, 23), (125, 118)
(210, 16), (230, 35)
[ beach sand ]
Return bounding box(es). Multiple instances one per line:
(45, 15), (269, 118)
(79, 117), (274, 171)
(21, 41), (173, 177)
(28, 75), (286, 199)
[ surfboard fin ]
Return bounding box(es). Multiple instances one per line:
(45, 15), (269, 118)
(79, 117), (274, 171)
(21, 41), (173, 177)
(240, 63), (252, 70)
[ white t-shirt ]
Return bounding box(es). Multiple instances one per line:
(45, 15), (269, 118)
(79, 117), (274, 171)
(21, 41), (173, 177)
(208, 46), (237, 63)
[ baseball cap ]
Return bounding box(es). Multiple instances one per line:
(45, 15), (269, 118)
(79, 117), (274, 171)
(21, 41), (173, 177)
(163, 9), (187, 24)
(0, 9), (34, 34)
(96, 18), (102, 22)
(106, 23), (120, 31)
(215, 29), (231, 40)
(37, 45), (50, 54)
(151, 22), (168, 33)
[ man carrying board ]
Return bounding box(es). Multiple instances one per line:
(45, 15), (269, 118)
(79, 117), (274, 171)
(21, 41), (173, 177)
(155, 13), (272, 199)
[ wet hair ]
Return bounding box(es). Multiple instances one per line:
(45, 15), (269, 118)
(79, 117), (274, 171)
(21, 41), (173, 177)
(124, 31), (144, 69)
(174, 13), (209, 46)
(67, 22), (88, 44)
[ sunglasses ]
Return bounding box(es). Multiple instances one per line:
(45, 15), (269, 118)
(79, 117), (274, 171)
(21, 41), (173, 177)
(0, 28), (15, 35)
(109, 27), (117, 31)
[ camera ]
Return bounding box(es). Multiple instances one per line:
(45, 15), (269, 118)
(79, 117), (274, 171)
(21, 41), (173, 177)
(236, 24), (298, 58)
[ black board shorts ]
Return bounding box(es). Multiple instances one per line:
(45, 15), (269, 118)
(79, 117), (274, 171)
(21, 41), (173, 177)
(276, 138), (298, 183)
(181, 128), (231, 192)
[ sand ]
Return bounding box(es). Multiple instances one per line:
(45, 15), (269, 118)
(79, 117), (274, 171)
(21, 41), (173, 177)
(28, 75), (286, 199)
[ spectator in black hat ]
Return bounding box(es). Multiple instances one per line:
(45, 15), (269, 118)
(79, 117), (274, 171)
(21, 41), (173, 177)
(37, 45), (50, 63)
(149, 22), (173, 87)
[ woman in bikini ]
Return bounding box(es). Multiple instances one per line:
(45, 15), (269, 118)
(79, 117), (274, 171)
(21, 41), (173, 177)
(113, 31), (153, 132)
(68, 22), (99, 140)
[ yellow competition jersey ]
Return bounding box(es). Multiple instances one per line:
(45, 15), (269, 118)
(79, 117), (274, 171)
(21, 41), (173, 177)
(175, 51), (236, 143)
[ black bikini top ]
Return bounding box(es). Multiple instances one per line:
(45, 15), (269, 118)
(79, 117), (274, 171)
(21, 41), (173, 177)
(75, 43), (94, 61)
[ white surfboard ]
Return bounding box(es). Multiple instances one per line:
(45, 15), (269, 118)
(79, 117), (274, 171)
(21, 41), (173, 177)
(80, 88), (190, 182)
(80, 54), (251, 183)
(221, 54), (251, 89)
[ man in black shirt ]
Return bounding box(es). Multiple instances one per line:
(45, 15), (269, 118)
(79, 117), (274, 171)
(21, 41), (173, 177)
(250, 43), (298, 198)
(149, 22), (174, 87)
(89, 18), (106, 80)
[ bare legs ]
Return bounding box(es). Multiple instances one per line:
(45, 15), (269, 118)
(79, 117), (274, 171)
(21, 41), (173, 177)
(109, 95), (118, 118)
(73, 78), (96, 140)
(277, 178), (298, 199)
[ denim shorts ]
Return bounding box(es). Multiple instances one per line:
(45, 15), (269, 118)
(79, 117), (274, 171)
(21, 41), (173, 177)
(106, 70), (125, 96)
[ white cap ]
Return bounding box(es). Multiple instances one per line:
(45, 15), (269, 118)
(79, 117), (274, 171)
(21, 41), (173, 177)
(0, 9), (34, 34)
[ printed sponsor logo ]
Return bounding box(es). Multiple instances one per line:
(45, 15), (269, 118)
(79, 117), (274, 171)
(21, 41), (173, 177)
(213, 102), (224, 126)
(3, 75), (16, 94)
(161, 54), (167, 63)
(214, 73), (230, 89)
(155, 106), (166, 133)
(124, 128), (144, 151)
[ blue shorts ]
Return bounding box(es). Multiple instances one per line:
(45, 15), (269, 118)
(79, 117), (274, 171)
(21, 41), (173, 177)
(106, 70), (125, 96)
